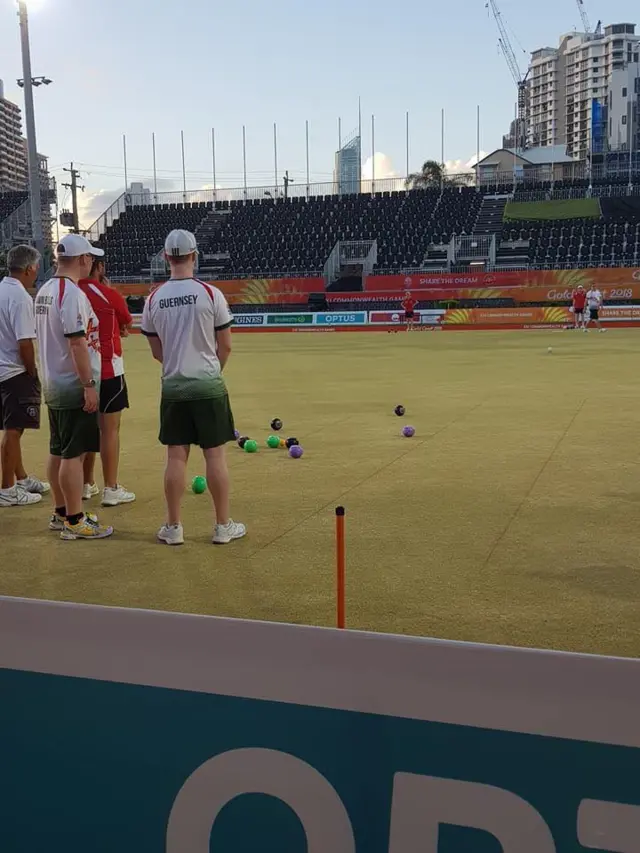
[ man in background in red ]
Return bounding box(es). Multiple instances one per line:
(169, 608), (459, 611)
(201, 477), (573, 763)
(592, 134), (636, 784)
(78, 257), (135, 507)
(571, 285), (587, 330)
(401, 290), (418, 332)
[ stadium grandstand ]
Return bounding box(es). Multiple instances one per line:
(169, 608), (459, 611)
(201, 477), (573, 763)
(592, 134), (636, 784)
(45, 163), (637, 323)
(82, 167), (640, 285)
(3, 165), (640, 316)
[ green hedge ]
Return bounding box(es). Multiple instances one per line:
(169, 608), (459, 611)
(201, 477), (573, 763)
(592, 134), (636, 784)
(504, 198), (601, 221)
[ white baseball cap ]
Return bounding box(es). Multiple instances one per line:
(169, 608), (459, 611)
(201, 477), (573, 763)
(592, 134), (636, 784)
(165, 229), (198, 257)
(56, 234), (104, 258)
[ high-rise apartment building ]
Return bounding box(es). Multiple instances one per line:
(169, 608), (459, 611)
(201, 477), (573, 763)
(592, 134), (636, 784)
(0, 79), (54, 246)
(526, 23), (640, 160)
(0, 79), (28, 192)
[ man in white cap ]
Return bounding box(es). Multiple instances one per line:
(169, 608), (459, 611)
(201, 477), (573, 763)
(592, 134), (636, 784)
(34, 234), (113, 540)
(141, 229), (245, 546)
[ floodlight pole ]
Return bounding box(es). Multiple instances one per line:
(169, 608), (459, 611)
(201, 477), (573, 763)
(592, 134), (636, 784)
(18, 1), (44, 255)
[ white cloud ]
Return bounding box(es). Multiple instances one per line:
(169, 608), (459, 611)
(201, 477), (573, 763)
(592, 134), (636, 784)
(360, 153), (405, 192)
(78, 188), (124, 232)
(445, 152), (487, 174)
(362, 152), (398, 180)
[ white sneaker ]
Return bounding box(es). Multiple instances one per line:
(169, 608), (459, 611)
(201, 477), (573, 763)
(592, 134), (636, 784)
(102, 485), (136, 507)
(213, 519), (247, 545)
(600, 328), (607, 333)
(157, 523), (184, 546)
(83, 483), (100, 500)
(0, 485), (42, 507)
(17, 475), (50, 495)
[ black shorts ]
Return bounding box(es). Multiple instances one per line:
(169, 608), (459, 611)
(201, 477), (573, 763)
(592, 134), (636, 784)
(100, 375), (129, 415)
(48, 407), (100, 460)
(589, 308), (599, 320)
(159, 395), (236, 449)
(405, 311), (415, 320)
(0, 372), (41, 430)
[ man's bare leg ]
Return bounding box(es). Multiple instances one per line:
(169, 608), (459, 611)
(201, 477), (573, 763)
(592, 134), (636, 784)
(1, 429), (22, 488)
(59, 456), (85, 517)
(47, 454), (65, 511)
(204, 445), (230, 526)
(83, 452), (97, 488)
(165, 445), (189, 526)
(99, 411), (122, 488)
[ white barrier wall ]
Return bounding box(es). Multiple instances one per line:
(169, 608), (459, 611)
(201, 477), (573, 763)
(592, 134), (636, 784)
(1, 596), (639, 852)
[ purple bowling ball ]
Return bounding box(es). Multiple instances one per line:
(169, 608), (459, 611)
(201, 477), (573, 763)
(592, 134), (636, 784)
(234, 429), (240, 440)
(402, 425), (416, 438)
(289, 445), (304, 459)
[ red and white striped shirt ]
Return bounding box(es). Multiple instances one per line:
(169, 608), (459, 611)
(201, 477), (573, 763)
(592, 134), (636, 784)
(78, 278), (132, 380)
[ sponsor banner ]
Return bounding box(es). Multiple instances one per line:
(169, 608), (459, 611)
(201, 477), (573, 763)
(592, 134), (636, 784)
(327, 284), (640, 304)
(367, 268), (640, 293)
(266, 313), (313, 325)
(112, 279), (323, 303)
(315, 312), (367, 325)
(218, 278), (322, 305)
(2, 596), (640, 852)
(442, 307), (573, 325)
(512, 285), (640, 304)
(232, 313), (266, 326)
(369, 310), (444, 324)
(113, 272), (640, 306)
(600, 305), (640, 321)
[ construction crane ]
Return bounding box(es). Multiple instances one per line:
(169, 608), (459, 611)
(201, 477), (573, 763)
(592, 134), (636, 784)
(575, 0), (602, 35)
(576, 0), (591, 33)
(486, 0), (530, 152)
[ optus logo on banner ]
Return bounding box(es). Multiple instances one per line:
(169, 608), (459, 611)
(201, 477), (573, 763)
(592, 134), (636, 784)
(315, 312), (367, 325)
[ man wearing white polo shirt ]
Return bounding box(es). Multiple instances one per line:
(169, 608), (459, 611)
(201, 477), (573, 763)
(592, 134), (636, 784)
(35, 234), (113, 540)
(0, 244), (49, 506)
(141, 229), (245, 546)
(585, 286), (606, 332)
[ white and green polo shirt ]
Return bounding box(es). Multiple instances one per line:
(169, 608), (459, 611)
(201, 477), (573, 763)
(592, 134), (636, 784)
(141, 278), (233, 401)
(35, 277), (101, 409)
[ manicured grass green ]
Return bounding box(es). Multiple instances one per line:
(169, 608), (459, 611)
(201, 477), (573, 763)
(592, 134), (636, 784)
(504, 198), (601, 220)
(2, 330), (640, 657)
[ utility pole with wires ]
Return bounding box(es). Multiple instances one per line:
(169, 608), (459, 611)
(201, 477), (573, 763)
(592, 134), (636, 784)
(60, 163), (84, 233)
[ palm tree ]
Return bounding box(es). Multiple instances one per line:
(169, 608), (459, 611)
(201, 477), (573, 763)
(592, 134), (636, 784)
(405, 160), (446, 190)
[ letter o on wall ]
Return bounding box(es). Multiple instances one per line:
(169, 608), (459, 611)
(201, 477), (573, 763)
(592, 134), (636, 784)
(166, 748), (356, 853)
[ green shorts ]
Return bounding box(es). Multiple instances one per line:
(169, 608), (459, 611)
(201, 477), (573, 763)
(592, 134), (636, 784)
(159, 395), (236, 449)
(48, 407), (100, 460)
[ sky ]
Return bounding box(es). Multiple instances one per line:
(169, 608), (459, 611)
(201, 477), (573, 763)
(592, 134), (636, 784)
(1, 0), (638, 227)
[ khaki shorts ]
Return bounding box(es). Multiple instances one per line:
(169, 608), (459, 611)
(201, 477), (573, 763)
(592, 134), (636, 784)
(159, 395), (236, 449)
(48, 407), (100, 459)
